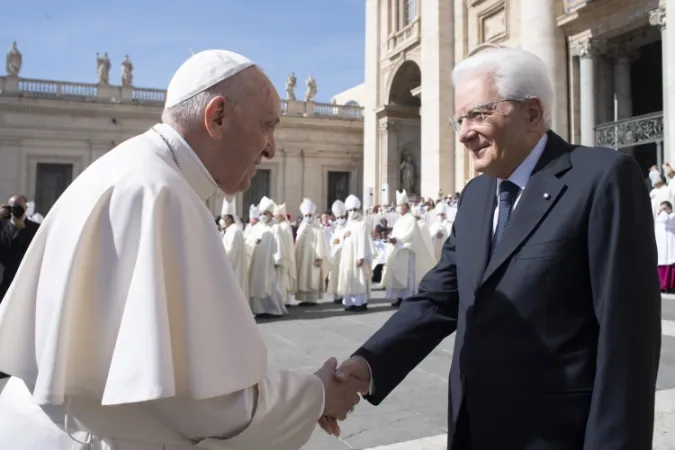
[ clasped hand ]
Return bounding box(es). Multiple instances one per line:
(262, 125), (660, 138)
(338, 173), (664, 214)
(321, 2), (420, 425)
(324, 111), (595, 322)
(314, 357), (371, 437)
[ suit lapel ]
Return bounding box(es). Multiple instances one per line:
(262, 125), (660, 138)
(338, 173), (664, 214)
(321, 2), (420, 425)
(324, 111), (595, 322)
(480, 132), (573, 284)
(466, 178), (497, 292)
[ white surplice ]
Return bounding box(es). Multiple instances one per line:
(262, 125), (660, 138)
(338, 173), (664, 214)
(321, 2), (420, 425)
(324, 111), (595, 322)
(327, 223), (348, 299)
(0, 123), (323, 450)
(275, 219), (297, 305)
(337, 215), (374, 307)
(295, 222), (330, 303)
(381, 212), (436, 299)
(429, 219), (452, 261)
(222, 223), (249, 300)
(247, 220), (288, 317)
(651, 184), (674, 218)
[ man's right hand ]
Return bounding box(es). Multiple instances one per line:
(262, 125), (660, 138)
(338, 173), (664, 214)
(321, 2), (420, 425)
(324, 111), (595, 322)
(0, 205), (9, 220)
(314, 357), (368, 419)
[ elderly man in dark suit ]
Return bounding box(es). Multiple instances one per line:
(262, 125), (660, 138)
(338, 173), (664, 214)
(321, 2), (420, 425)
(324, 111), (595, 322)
(323, 48), (662, 449)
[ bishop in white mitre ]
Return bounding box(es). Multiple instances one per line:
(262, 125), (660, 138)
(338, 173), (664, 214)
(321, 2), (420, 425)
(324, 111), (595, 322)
(244, 204), (260, 238)
(247, 196), (288, 318)
(221, 196), (249, 299)
(428, 202), (453, 261)
(381, 190), (436, 308)
(327, 199), (348, 304)
(295, 198), (330, 306)
(0, 49), (366, 450)
(650, 168), (673, 218)
(337, 195), (374, 311)
(273, 203), (298, 307)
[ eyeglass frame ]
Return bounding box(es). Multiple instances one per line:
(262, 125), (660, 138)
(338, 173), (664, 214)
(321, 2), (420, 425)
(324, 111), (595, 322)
(450, 96), (535, 133)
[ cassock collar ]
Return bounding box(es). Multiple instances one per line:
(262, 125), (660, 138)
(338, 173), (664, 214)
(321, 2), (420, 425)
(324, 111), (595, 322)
(151, 123), (219, 201)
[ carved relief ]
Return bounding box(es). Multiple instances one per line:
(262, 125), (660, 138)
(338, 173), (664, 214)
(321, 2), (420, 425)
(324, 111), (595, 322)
(649, 6), (666, 31)
(575, 37), (605, 58)
(477, 1), (508, 45)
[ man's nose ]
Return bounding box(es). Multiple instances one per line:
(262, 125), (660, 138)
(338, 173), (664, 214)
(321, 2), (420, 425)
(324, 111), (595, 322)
(456, 121), (476, 144)
(265, 134), (277, 160)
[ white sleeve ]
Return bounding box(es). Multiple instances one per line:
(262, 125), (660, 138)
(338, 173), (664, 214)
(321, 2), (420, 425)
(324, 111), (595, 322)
(145, 370), (325, 450)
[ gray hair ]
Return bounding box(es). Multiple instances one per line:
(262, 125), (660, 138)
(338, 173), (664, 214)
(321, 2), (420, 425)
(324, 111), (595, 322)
(161, 65), (260, 127)
(452, 48), (553, 129)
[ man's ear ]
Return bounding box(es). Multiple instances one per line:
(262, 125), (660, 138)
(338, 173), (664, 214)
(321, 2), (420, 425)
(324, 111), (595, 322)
(204, 96), (226, 138)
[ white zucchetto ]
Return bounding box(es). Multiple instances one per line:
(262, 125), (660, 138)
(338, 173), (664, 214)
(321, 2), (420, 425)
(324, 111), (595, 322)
(165, 50), (256, 108)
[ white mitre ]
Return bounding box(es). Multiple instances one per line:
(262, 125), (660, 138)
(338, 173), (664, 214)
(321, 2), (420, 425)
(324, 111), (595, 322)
(435, 202), (448, 216)
(165, 50), (256, 108)
(331, 200), (346, 217)
(259, 196), (275, 213)
(345, 194), (361, 210)
(249, 204), (261, 219)
(300, 198), (316, 215)
(649, 169), (662, 185)
(273, 203), (287, 217)
(396, 189), (409, 206)
(221, 196), (237, 217)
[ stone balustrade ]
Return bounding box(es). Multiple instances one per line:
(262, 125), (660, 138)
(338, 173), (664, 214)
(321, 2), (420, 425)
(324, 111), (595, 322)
(594, 111), (664, 149)
(0, 75), (363, 119)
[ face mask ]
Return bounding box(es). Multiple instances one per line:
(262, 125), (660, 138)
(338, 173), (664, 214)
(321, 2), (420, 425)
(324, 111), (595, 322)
(219, 219), (226, 228)
(336, 217), (346, 225)
(304, 216), (314, 224)
(261, 215), (271, 223)
(396, 206), (402, 214)
(348, 210), (361, 219)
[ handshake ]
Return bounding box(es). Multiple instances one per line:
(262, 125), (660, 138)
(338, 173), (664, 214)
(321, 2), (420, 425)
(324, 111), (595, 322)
(313, 356), (371, 437)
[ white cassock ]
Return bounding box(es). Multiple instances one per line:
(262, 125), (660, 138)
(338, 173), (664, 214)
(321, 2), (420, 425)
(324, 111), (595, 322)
(338, 195), (374, 307)
(327, 200), (348, 300)
(243, 205), (260, 239)
(655, 210), (675, 267)
(0, 123), (324, 450)
(273, 203), (297, 306)
(428, 203), (453, 261)
(221, 197), (249, 300)
(649, 170), (673, 217)
(381, 191), (436, 299)
(247, 197), (287, 317)
(295, 198), (330, 304)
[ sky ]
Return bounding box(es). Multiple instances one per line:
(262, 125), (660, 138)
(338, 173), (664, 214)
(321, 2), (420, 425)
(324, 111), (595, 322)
(0, 0), (365, 102)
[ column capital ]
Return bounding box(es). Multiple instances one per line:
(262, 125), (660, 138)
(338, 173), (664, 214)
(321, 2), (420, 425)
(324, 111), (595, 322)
(649, 6), (666, 30)
(607, 43), (641, 63)
(575, 37), (606, 58)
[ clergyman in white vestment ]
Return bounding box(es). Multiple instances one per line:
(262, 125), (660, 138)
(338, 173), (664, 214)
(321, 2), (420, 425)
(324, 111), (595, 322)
(221, 197), (249, 300)
(273, 203), (298, 307)
(295, 198), (330, 305)
(0, 49), (366, 450)
(327, 199), (348, 303)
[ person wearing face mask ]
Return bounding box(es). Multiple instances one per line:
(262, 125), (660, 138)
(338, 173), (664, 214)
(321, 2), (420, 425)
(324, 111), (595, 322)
(295, 198), (330, 306)
(273, 203), (298, 307)
(336, 195), (374, 312)
(381, 190), (436, 308)
(327, 200), (348, 304)
(0, 195), (40, 304)
(246, 196), (288, 318)
(220, 197), (248, 300)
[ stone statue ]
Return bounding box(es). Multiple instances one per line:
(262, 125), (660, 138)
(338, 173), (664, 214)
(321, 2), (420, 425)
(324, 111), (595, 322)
(6, 41), (22, 76)
(285, 72), (297, 100)
(96, 52), (111, 85)
(304, 75), (317, 102)
(400, 151), (416, 194)
(121, 55), (134, 87)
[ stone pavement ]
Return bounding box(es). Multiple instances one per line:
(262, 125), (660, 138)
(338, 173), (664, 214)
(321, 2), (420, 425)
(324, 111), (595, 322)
(257, 291), (675, 449)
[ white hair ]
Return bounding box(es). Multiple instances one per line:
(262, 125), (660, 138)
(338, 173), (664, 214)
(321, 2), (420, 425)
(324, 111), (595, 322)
(161, 65), (260, 128)
(452, 47), (553, 129)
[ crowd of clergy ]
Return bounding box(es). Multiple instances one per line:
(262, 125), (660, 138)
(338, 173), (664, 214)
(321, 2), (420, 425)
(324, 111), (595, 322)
(216, 189), (461, 317)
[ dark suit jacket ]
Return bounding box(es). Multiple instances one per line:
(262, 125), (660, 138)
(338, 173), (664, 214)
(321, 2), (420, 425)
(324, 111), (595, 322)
(354, 131), (661, 450)
(0, 217), (40, 301)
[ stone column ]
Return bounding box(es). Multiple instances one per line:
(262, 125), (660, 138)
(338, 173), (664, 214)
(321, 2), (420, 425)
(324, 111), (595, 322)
(612, 47), (638, 121)
(0, 139), (21, 202)
(650, 5), (670, 163)
(379, 120), (400, 205)
(519, 0), (568, 138)
(363, 0), (381, 204)
(577, 37), (604, 146)
(420, 0), (454, 197)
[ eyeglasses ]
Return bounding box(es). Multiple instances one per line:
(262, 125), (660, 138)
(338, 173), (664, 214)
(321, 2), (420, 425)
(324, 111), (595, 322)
(450, 97), (530, 133)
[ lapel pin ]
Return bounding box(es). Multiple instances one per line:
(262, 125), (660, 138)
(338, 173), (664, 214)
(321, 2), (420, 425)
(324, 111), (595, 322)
(543, 193), (551, 200)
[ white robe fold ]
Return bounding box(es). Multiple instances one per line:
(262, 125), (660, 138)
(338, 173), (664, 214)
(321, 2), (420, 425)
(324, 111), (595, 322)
(0, 123), (323, 449)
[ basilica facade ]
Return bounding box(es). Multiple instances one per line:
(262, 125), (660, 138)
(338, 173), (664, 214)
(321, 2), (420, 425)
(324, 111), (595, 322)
(0, 44), (364, 218)
(337, 0), (669, 205)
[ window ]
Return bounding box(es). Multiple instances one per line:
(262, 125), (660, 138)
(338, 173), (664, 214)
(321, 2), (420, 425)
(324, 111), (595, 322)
(327, 171), (351, 209)
(34, 163), (73, 214)
(403, 0), (418, 26)
(242, 169), (271, 219)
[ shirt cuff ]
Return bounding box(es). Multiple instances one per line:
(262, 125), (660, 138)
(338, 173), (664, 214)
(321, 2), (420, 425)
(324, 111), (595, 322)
(361, 359), (375, 395)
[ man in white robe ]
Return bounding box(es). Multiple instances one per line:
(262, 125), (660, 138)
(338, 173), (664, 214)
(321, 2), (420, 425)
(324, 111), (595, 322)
(243, 204), (260, 238)
(338, 195), (373, 312)
(650, 168), (673, 217)
(381, 190), (436, 308)
(221, 197), (248, 299)
(0, 49), (366, 449)
(327, 200), (348, 304)
(428, 202), (453, 261)
(247, 196), (288, 318)
(273, 203), (297, 307)
(295, 198), (330, 306)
